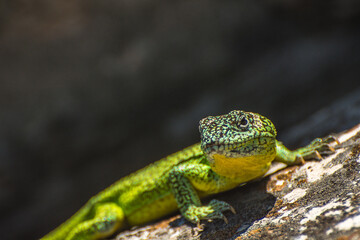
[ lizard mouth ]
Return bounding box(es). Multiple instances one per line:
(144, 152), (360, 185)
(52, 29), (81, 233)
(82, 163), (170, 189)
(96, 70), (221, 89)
(202, 135), (276, 156)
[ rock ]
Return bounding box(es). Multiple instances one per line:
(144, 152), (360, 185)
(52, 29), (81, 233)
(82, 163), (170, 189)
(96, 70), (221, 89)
(113, 124), (360, 239)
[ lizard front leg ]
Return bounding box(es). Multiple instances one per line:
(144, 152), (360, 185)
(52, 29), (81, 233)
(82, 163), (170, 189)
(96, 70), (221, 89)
(275, 136), (338, 165)
(168, 163), (236, 226)
(65, 203), (125, 240)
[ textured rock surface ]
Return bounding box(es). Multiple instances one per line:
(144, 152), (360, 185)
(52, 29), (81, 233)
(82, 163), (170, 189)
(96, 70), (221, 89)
(113, 124), (360, 239)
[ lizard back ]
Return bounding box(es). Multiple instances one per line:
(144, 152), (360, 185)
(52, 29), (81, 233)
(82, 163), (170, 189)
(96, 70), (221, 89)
(92, 143), (204, 203)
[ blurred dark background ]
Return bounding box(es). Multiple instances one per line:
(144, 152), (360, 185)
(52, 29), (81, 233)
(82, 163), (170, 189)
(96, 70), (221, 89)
(0, 0), (359, 239)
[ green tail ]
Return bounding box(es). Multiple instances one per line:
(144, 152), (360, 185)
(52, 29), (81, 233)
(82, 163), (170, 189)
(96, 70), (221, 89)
(41, 202), (92, 240)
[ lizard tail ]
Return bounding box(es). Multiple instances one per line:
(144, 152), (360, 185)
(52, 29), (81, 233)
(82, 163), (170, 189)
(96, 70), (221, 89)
(40, 201), (92, 240)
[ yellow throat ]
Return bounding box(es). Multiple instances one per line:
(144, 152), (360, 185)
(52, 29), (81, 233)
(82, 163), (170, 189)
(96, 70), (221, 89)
(210, 151), (276, 182)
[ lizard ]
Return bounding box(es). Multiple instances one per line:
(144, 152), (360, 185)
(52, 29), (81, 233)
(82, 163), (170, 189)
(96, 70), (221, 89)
(41, 110), (336, 240)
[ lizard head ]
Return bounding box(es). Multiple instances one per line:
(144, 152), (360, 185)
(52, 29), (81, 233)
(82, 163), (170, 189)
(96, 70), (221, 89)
(199, 110), (277, 180)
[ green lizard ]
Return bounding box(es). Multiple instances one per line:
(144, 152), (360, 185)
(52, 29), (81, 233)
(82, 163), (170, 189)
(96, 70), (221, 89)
(42, 110), (336, 240)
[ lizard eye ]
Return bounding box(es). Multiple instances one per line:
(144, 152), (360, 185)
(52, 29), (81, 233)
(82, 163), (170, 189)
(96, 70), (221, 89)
(238, 116), (249, 129)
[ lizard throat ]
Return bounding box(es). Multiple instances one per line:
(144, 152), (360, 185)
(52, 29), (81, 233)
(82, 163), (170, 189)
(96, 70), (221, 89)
(205, 137), (277, 182)
(208, 151), (276, 182)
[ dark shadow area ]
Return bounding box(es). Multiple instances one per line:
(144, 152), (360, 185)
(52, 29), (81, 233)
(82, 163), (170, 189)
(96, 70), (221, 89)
(198, 180), (277, 240)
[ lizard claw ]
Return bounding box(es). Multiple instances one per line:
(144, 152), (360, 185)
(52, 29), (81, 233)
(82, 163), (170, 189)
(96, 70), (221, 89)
(323, 135), (340, 145)
(295, 155), (306, 165)
(328, 145), (336, 152)
(196, 221), (202, 229)
(301, 150), (323, 161)
(314, 150), (322, 160)
(222, 215), (228, 224)
(229, 206), (236, 214)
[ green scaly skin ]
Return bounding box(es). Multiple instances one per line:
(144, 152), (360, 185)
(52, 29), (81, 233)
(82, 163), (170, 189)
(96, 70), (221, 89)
(42, 110), (335, 240)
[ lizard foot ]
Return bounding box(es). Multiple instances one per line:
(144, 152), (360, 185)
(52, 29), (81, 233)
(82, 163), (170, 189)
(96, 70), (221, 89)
(185, 199), (236, 227)
(296, 135), (339, 162)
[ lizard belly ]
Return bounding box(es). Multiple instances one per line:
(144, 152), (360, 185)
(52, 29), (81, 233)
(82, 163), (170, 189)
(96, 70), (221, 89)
(118, 178), (179, 227)
(125, 193), (178, 226)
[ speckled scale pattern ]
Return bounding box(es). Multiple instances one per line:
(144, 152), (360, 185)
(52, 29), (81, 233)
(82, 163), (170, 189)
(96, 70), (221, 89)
(200, 110), (276, 157)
